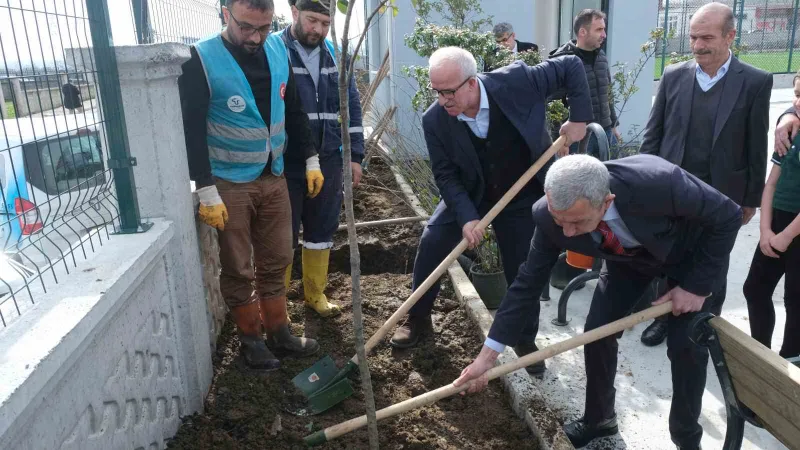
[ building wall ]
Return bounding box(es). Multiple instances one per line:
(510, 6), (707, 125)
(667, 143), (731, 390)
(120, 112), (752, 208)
(14, 84), (96, 117)
(606, 0), (658, 141)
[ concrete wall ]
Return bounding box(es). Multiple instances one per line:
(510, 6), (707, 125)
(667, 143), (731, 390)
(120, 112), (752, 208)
(114, 43), (214, 413)
(0, 43), (216, 449)
(13, 83), (97, 117)
(0, 221), (189, 450)
(1, 80), (10, 101)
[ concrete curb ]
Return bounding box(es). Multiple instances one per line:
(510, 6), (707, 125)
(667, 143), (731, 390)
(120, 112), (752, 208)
(382, 151), (575, 450)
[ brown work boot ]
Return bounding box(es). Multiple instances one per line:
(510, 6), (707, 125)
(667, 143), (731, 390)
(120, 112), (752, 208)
(390, 315), (433, 349)
(260, 295), (319, 358)
(231, 302), (280, 371)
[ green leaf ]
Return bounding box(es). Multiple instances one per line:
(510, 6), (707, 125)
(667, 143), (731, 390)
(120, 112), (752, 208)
(392, 6), (399, 17)
(337, 0), (348, 13)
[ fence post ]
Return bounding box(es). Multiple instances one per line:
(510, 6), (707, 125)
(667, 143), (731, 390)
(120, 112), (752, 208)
(132, 0), (152, 44)
(660, 0), (670, 77)
(734, 0), (744, 49)
(789, 0), (800, 72)
(85, 0), (148, 234)
(0, 80), (7, 120)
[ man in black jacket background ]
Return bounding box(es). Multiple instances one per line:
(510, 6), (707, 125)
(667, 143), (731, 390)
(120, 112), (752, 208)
(550, 9), (621, 158)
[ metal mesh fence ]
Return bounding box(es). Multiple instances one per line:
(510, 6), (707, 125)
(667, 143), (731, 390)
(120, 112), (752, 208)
(655, 0), (800, 78)
(0, 0), (125, 327)
(130, 0), (223, 44)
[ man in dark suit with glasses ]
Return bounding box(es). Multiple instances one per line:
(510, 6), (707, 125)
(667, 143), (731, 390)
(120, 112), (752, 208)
(389, 46), (592, 379)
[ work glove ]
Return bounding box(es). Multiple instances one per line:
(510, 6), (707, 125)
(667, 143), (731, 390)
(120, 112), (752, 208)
(197, 185), (228, 231)
(305, 155), (325, 198)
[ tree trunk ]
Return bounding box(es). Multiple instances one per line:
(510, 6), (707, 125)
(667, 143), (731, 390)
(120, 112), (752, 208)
(329, 0), (383, 448)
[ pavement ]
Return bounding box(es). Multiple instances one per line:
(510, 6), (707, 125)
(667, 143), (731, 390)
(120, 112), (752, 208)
(501, 87), (795, 449)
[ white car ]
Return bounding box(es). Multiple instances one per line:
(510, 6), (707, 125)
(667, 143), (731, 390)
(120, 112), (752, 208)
(0, 113), (115, 292)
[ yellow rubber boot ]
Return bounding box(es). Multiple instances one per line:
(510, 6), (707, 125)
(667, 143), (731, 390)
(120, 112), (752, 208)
(302, 247), (341, 317)
(284, 262), (293, 292)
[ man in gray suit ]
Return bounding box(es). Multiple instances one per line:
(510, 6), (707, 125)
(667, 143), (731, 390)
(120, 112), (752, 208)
(637, 2), (772, 346)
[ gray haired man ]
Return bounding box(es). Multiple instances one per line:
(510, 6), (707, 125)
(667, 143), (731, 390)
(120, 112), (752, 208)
(485, 22), (538, 71)
(455, 154), (742, 448)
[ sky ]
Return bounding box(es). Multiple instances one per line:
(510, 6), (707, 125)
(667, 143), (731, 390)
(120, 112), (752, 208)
(0, 0), (366, 73)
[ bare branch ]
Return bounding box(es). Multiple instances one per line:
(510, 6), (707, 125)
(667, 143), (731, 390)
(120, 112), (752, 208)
(347, 0), (391, 78)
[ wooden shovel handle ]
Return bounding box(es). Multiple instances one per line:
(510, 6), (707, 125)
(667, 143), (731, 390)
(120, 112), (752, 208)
(353, 136), (567, 363)
(307, 301), (673, 445)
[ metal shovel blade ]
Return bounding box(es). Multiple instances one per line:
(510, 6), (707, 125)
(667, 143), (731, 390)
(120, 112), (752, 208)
(307, 378), (355, 414)
(292, 355), (340, 397)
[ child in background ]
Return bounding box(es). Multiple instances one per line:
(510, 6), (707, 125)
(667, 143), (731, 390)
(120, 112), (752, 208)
(742, 71), (800, 360)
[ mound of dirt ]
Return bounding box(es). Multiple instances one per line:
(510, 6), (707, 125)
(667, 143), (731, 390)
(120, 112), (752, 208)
(167, 274), (536, 449)
(168, 157), (538, 449)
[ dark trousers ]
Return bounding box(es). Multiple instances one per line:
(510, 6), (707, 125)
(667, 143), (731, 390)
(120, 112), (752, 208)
(286, 158), (344, 247)
(409, 205), (540, 341)
(584, 260), (721, 448)
(743, 208), (800, 359)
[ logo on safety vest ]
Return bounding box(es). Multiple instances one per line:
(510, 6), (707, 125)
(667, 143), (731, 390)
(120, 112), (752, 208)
(227, 95), (246, 113)
(280, 82), (287, 100)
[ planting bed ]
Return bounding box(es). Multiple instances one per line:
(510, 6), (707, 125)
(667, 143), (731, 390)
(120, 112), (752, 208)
(167, 158), (538, 449)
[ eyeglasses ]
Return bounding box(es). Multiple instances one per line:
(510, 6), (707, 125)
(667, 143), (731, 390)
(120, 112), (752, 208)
(429, 77), (473, 99)
(227, 8), (272, 37)
(496, 34), (512, 44)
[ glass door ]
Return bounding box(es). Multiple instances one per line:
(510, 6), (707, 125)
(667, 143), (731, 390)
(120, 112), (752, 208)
(558, 0), (610, 48)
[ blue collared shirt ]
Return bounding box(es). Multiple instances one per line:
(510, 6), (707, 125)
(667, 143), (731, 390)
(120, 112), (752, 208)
(483, 202), (641, 353)
(591, 201), (641, 249)
(457, 77), (490, 138)
(695, 50), (732, 92)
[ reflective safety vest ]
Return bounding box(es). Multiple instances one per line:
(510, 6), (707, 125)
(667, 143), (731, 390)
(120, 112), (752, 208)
(194, 33), (289, 182)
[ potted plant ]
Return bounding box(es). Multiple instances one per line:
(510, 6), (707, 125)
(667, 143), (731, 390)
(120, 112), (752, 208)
(469, 227), (507, 309)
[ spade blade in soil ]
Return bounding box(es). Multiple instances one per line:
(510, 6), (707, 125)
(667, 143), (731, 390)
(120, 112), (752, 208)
(307, 378), (355, 414)
(292, 355), (340, 397)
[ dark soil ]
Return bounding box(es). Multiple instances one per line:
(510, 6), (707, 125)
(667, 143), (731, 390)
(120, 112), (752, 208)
(292, 157), (422, 277)
(167, 157), (538, 449)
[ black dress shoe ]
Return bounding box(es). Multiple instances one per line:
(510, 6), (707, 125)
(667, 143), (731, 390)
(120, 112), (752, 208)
(513, 341), (546, 376)
(641, 316), (668, 346)
(563, 415), (619, 448)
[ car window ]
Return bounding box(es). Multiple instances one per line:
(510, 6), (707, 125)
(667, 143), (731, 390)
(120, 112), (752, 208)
(23, 133), (105, 196)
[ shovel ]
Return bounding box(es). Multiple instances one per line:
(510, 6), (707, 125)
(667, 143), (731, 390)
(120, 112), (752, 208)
(291, 136), (568, 415)
(304, 301), (674, 445)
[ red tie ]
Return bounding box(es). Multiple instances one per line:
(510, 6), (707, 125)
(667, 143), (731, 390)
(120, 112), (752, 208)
(596, 220), (626, 255)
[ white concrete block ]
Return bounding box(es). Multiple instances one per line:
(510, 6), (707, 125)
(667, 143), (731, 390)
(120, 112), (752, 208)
(0, 220), (187, 449)
(115, 43), (213, 413)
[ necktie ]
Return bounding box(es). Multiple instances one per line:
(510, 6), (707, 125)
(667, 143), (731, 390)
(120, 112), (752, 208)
(596, 220), (626, 256)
